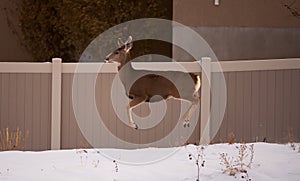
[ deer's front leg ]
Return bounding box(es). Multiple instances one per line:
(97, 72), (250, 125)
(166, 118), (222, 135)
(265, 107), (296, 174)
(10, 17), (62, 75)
(127, 105), (138, 129)
(127, 96), (147, 129)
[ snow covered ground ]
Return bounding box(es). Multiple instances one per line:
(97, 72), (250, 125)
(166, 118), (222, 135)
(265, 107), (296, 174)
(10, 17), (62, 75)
(0, 143), (300, 181)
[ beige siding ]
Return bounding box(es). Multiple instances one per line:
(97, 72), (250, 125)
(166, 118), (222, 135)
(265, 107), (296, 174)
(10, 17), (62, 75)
(212, 70), (300, 143)
(60, 73), (201, 149)
(1, 61), (300, 151)
(0, 73), (51, 150)
(61, 73), (89, 149)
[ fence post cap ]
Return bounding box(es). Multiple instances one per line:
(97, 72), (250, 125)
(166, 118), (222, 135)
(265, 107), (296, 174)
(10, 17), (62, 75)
(201, 57), (211, 62)
(52, 58), (62, 63)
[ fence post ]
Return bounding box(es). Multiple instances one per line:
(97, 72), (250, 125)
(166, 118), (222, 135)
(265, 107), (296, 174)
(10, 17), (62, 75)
(200, 57), (211, 144)
(51, 58), (62, 150)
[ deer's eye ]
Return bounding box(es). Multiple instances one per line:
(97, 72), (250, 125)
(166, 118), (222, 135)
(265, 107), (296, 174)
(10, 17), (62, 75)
(115, 51), (119, 55)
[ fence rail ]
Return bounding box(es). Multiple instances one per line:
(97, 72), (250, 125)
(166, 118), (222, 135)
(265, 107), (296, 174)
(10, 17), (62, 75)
(132, 58), (300, 72)
(0, 58), (299, 150)
(2, 58), (299, 73)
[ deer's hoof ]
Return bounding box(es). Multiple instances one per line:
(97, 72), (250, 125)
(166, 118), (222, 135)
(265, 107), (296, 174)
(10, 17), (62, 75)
(130, 123), (138, 130)
(183, 122), (190, 128)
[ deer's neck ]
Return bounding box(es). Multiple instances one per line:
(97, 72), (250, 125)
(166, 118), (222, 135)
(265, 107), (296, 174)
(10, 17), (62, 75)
(118, 55), (136, 95)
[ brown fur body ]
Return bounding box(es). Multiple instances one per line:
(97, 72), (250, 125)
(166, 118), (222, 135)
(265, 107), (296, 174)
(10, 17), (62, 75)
(105, 36), (200, 129)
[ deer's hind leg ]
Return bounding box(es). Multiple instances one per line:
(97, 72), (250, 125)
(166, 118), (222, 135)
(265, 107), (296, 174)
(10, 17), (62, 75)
(127, 95), (147, 129)
(183, 96), (200, 128)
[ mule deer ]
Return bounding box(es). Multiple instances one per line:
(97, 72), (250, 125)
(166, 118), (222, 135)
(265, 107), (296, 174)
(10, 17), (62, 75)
(105, 36), (201, 129)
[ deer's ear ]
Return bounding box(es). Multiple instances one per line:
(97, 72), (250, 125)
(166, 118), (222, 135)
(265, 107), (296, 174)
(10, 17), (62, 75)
(125, 36), (133, 52)
(126, 36), (132, 44)
(125, 42), (133, 52)
(118, 38), (124, 48)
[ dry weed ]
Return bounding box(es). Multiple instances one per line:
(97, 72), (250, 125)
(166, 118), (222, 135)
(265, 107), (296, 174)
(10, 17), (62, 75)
(113, 160), (119, 172)
(186, 145), (205, 181)
(220, 144), (254, 180)
(228, 132), (235, 144)
(76, 149), (88, 166)
(0, 128), (22, 151)
(288, 128), (296, 151)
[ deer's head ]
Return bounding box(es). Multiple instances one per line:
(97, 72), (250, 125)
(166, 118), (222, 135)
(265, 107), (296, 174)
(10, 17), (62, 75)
(105, 36), (133, 70)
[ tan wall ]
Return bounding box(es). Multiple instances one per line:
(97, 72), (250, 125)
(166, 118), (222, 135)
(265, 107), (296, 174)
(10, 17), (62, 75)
(173, 0), (300, 27)
(173, 27), (300, 61)
(173, 0), (300, 61)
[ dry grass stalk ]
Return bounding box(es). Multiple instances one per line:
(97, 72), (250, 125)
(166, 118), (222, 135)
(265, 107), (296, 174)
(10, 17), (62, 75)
(228, 132), (235, 144)
(236, 144), (254, 171)
(0, 128), (22, 151)
(187, 145), (205, 181)
(288, 128), (296, 150)
(247, 145), (254, 168)
(113, 160), (119, 173)
(220, 143), (254, 179)
(79, 140), (89, 149)
(76, 149), (88, 166)
(219, 153), (238, 176)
